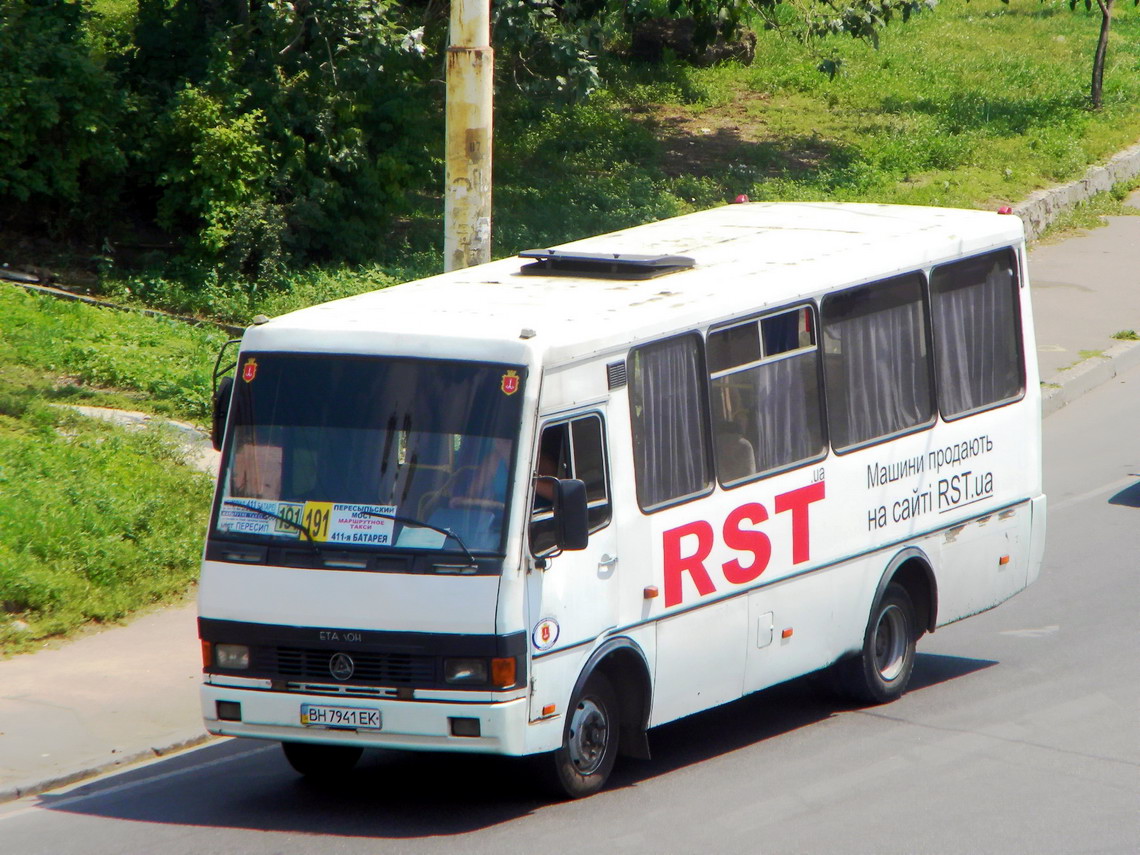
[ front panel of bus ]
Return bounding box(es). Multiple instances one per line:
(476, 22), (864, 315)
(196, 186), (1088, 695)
(198, 351), (539, 755)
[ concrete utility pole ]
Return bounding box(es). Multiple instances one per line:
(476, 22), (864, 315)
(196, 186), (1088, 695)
(444, 0), (493, 271)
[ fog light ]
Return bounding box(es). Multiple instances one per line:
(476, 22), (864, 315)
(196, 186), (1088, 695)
(216, 700), (242, 721)
(449, 717), (481, 737)
(444, 658), (488, 684)
(215, 644), (250, 670)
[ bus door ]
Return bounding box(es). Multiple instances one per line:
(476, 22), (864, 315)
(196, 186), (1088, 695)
(525, 412), (617, 701)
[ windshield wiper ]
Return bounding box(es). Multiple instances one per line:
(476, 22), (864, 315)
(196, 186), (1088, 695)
(222, 499), (320, 551)
(355, 509), (478, 570)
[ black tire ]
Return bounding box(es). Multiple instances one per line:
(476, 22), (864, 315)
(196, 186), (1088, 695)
(281, 741), (363, 779)
(837, 583), (918, 705)
(543, 672), (620, 799)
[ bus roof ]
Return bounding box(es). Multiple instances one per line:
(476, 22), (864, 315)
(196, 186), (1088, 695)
(246, 202), (1024, 365)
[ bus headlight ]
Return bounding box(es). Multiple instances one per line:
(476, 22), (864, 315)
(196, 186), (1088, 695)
(444, 658), (488, 684)
(215, 643), (250, 670)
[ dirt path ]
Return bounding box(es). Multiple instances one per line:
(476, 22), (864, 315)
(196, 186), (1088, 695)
(61, 405), (220, 476)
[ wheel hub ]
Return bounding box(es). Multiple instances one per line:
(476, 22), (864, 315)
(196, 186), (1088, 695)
(567, 698), (609, 775)
(873, 603), (908, 682)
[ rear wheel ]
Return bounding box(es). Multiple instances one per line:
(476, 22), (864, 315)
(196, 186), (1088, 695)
(281, 742), (363, 779)
(544, 672), (620, 799)
(838, 583), (918, 705)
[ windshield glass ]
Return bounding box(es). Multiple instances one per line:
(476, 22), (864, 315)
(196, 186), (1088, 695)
(212, 353), (526, 555)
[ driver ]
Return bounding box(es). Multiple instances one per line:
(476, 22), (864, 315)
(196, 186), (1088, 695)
(450, 437), (512, 509)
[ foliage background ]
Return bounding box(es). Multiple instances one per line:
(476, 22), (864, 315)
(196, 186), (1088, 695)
(2, 0), (1139, 318)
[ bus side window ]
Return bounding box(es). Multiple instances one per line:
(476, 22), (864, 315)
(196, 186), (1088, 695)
(628, 333), (714, 512)
(707, 305), (827, 485)
(531, 415), (611, 554)
(821, 273), (935, 451)
(930, 248), (1024, 419)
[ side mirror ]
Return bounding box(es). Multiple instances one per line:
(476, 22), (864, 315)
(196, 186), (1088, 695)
(210, 338), (242, 452)
(211, 374), (234, 451)
(551, 477), (589, 551)
(530, 477), (589, 555)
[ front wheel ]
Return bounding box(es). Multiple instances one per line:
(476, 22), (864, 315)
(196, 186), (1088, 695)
(281, 741), (363, 779)
(543, 672), (620, 799)
(837, 583), (918, 705)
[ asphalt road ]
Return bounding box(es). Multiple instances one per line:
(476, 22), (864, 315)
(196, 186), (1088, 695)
(2, 366), (1137, 854)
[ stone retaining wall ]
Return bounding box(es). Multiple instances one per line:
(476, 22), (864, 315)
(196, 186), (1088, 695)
(1014, 142), (1140, 241)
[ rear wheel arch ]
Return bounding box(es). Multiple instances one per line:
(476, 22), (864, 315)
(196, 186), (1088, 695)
(877, 547), (937, 634)
(832, 548), (936, 705)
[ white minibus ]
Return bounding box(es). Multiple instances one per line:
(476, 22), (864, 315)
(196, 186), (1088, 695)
(199, 201), (1046, 797)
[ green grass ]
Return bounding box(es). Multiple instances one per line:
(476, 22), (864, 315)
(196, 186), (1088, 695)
(0, 286), (220, 653)
(0, 286), (229, 421)
(604, 0), (1140, 211)
(0, 389), (211, 654)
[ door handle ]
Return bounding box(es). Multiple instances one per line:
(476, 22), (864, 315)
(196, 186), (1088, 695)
(599, 553), (618, 567)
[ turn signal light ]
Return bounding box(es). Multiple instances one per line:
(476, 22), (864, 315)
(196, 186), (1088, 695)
(491, 657), (517, 688)
(200, 640), (212, 668)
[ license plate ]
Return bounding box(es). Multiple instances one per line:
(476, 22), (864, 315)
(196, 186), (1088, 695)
(300, 704), (382, 730)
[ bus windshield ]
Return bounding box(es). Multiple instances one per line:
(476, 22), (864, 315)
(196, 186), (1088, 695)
(211, 354), (526, 555)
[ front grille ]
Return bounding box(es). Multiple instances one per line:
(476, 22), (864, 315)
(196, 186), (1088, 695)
(275, 647), (436, 685)
(286, 682), (396, 698)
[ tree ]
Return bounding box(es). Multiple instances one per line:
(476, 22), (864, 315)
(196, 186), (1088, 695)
(993, 0), (1138, 110)
(0, 0), (123, 232)
(125, 0), (435, 275)
(1077, 0), (1137, 109)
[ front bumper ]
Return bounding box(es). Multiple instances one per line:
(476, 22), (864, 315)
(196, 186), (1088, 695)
(201, 683), (533, 756)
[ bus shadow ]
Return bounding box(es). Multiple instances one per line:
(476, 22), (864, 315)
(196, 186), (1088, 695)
(908, 651), (997, 692)
(609, 652), (995, 789)
(37, 653), (994, 839)
(1108, 479), (1140, 508)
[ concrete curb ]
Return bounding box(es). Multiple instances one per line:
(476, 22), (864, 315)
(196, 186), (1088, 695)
(1011, 145), (1140, 417)
(1042, 339), (1140, 418)
(1014, 143), (1140, 242)
(0, 732), (215, 804)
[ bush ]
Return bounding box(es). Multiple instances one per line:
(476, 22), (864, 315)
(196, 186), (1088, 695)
(0, 0), (124, 229)
(123, 0), (437, 280)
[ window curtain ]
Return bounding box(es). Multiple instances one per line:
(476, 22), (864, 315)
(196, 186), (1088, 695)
(823, 276), (934, 449)
(631, 335), (711, 508)
(931, 252), (1022, 418)
(751, 353), (825, 473)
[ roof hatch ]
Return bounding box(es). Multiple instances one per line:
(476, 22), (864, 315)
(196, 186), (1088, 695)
(518, 249), (695, 280)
